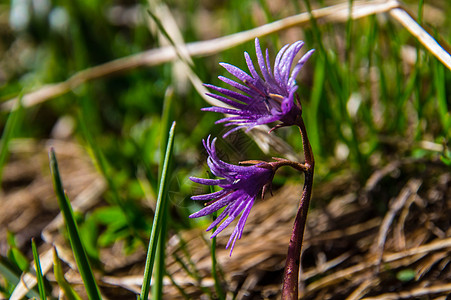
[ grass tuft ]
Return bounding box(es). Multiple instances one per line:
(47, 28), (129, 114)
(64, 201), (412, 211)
(49, 148), (102, 300)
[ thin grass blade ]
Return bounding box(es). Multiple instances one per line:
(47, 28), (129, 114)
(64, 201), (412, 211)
(49, 148), (102, 300)
(140, 121), (176, 300)
(208, 174), (225, 300)
(53, 247), (82, 300)
(152, 87), (175, 300)
(159, 88), (175, 173)
(31, 238), (46, 300)
(434, 57), (450, 133)
(0, 94), (23, 186)
(307, 55), (326, 157)
(345, 0), (354, 96)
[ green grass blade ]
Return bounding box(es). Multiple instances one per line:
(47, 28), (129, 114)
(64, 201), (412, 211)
(140, 121), (176, 300)
(159, 87), (175, 178)
(49, 148), (102, 300)
(208, 174), (225, 300)
(307, 55), (326, 157)
(210, 212), (225, 299)
(345, 0), (354, 96)
(0, 94), (23, 186)
(0, 256), (40, 299)
(31, 238), (46, 300)
(53, 247), (82, 300)
(7, 232), (29, 272)
(412, 0), (425, 140)
(0, 259), (20, 287)
(151, 226), (166, 300)
(418, 0), (424, 25)
(152, 87), (175, 300)
(434, 57), (449, 133)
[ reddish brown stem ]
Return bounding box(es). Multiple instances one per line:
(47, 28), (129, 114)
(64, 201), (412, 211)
(282, 116), (314, 300)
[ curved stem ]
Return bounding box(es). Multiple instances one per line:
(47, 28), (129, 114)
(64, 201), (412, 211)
(271, 158), (309, 173)
(297, 117), (315, 168)
(282, 116), (314, 300)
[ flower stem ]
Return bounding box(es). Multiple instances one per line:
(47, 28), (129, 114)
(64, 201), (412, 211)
(282, 116), (314, 300)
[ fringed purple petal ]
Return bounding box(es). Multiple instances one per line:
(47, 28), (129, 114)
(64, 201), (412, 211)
(215, 116), (249, 124)
(226, 229), (240, 256)
(191, 189), (227, 201)
(252, 114), (280, 126)
(279, 41), (304, 85)
(289, 49), (315, 87)
(206, 205), (231, 231)
(226, 199), (254, 255)
(265, 48), (273, 78)
(218, 76), (254, 96)
(245, 51), (260, 80)
(255, 38), (272, 84)
(229, 196), (250, 218)
(205, 84), (253, 105)
(189, 176), (222, 186)
(204, 140), (250, 177)
(273, 44), (290, 82)
(205, 92), (247, 109)
(207, 158), (231, 178)
(220, 63), (253, 83)
(201, 106), (246, 115)
(237, 200), (254, 240)
(210, 214), (236, 238)
(222, 125), (249, 138)
(189, 195), (235, 218)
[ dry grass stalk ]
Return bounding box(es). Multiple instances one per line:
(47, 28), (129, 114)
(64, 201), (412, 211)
(361, 283), (451, 300)
(371, 179), (422, 270)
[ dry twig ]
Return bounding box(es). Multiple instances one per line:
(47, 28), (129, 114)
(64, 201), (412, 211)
(371, 179), (422, 270)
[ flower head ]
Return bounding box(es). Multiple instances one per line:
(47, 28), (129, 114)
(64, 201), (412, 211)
(204, 38), (314, 136)
(190, 136), (275, 255)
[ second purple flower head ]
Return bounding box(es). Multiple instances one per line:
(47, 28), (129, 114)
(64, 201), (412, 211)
(189, 136), (275, 255)
(204, 38), (315, 136)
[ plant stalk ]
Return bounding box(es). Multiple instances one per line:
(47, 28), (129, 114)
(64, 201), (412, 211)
(282, 116), (314, 300)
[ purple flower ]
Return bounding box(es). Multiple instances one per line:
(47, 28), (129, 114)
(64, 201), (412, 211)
(190, 136), (275, 255)
(204, 38), (315, 136)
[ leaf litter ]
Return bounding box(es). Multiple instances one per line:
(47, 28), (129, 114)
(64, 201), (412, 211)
(1, 139), (450, 299)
